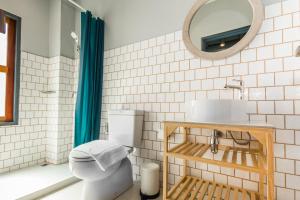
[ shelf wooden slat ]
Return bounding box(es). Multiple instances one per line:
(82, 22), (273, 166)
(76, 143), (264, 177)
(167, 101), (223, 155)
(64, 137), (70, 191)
(232, 150), (237, 164)
(173, 143), (191, 153)
(167, 176), (186, 197)
(242, 151), (247, 166)
(172, 176), (192, 199)
(188, 179), (203, 200)
(207, 182), (216, 199)
(167, 176), (261, 200)
(242, 190), (247, 199)
(188, 143), (204, 156)
(195, 144), (210, 157)
(179, 178), (197, 200)
(224, 186), (231, 200)
(233, 187), (239, 200)
(251, 192), (256, 200)
(181, 143), (198, 154)
(215, 185), (223, 200)
(167, 142), (265, 174)
(198, 181), (209, 199)
(169, 143), (186, 153)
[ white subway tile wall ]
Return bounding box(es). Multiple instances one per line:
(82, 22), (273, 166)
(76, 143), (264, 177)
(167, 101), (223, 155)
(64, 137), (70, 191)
(100, 1), (299, 199)
(46, 57), (75, 164)
(0, 53), (76, 173)
(0, 53), (48, 173)
(0, 0), (298, 199)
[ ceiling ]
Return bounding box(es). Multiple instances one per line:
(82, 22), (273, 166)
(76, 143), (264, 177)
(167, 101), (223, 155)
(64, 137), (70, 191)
(262, 0), (283, 5)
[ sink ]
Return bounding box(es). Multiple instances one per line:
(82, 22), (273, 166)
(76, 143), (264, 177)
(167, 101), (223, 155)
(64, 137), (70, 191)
(185, 99), (249, 123)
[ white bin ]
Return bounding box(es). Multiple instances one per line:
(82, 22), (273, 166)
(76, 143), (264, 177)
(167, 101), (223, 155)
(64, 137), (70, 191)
(141, 162), (160, 196)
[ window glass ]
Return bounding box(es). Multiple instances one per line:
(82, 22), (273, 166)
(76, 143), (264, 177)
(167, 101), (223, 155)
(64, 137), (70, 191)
(0, 23), (8, 66)
(0, 72), (6, 117)
(0, 12), (21, 125)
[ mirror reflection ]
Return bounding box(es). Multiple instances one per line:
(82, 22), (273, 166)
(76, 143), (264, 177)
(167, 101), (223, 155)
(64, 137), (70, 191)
(189, 0), (253, 52)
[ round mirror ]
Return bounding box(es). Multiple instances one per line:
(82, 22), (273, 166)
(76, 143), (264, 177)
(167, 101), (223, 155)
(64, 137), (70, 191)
(183, 0), (264, 59)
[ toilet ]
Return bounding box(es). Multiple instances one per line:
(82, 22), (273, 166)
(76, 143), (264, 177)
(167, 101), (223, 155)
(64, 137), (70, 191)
(69, 110), (144, 200)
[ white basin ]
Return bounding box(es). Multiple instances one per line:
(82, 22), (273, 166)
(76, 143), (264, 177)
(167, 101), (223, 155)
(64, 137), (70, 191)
(185, 100), (249, 123)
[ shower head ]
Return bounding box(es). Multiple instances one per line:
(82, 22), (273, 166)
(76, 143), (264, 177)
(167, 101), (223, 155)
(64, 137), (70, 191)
(71, 32), (79, 44)
(71, 31), (80, 53)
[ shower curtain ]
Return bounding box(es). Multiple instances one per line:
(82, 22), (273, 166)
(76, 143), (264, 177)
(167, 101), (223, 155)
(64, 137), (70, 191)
(74, 11), (105, 147)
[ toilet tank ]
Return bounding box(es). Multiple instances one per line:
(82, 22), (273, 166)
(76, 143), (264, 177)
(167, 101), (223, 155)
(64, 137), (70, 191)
(108, 110), (144, 147)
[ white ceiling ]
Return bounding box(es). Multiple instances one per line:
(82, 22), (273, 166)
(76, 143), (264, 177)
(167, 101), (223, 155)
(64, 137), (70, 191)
(262, 0), (282, 5)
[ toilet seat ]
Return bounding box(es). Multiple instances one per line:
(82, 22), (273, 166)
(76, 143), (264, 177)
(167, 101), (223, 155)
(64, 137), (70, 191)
(69, 156), (95, 162)
(69, 149), (95, 162)
(69, 140), (127, 181)
(69, 139), (128, 172)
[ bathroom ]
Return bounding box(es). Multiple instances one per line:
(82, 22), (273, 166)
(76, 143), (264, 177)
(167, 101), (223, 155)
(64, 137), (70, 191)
(0, 0), (299, 199)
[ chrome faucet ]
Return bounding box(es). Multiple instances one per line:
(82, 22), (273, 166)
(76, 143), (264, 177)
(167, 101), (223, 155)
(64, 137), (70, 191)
(210, 130), (219, 154)
(210, 130), (221, 154)
(224, 79), (244, 100)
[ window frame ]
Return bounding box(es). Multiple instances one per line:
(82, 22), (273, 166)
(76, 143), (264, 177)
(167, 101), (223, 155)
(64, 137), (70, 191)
(0, 10), (21, 126)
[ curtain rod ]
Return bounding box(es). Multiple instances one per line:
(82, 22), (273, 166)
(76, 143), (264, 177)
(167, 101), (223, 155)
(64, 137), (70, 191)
(68, 0), (86, 12)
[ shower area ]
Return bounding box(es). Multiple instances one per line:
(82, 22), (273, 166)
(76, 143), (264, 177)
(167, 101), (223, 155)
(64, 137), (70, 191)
(0, 0), (102, 199)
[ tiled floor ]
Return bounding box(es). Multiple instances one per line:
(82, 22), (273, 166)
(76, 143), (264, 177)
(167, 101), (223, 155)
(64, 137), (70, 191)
(40, 181), (162, 200)
(0, 163), (162, 200)
(0, 163), (75, 200)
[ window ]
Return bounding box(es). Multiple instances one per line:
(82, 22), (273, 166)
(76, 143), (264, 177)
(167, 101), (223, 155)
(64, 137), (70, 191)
(0, 9), (21, 125)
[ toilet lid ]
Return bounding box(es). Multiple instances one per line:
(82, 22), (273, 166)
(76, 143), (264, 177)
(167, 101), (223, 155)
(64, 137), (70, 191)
(69, 140), (128, 165)
(69, 149), (95, 162)
(69, 140), (115, 161)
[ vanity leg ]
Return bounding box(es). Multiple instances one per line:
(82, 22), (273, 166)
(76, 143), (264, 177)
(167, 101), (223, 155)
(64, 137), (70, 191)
(259, 172), (264, 198)
(266, 133), (274, 200)
(163, 126), (169, 200)
(163, 154), (168, 200)
(183, 128), (189, 176)
(258, 144), (264, 198)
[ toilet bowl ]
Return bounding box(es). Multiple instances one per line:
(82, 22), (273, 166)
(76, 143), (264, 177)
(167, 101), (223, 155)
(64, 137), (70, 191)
(69, 110), (144, 200)
(69, 141), (133, 200)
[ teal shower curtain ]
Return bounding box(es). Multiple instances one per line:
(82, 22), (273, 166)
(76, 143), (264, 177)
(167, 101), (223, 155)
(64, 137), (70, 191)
(74, 11), (105, 147)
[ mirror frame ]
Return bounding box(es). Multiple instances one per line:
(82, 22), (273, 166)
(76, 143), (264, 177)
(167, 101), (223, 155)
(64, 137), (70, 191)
(183, 0), (264, 60)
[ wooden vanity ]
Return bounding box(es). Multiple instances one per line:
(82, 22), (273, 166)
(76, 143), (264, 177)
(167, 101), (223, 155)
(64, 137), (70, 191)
(163, 121), (275, 200)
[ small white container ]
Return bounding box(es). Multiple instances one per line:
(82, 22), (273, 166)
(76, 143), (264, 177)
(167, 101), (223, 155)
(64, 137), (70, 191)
(141, 162), (160, 196)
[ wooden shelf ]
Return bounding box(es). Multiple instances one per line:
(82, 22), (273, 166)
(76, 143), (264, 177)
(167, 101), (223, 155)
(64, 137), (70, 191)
(167, 176), (262, 200)
(163, 121), (275, 200)
(167, 142), (265, 174)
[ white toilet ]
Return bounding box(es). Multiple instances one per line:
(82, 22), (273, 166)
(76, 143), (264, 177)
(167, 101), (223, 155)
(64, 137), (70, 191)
(69, 110), (144, 200)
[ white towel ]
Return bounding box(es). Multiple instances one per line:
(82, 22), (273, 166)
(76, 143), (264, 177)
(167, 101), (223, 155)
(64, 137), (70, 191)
(72, 140), (128, 171)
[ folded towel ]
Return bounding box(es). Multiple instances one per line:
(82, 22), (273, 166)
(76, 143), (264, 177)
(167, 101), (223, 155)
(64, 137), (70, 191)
(72, 140), (128, 171)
